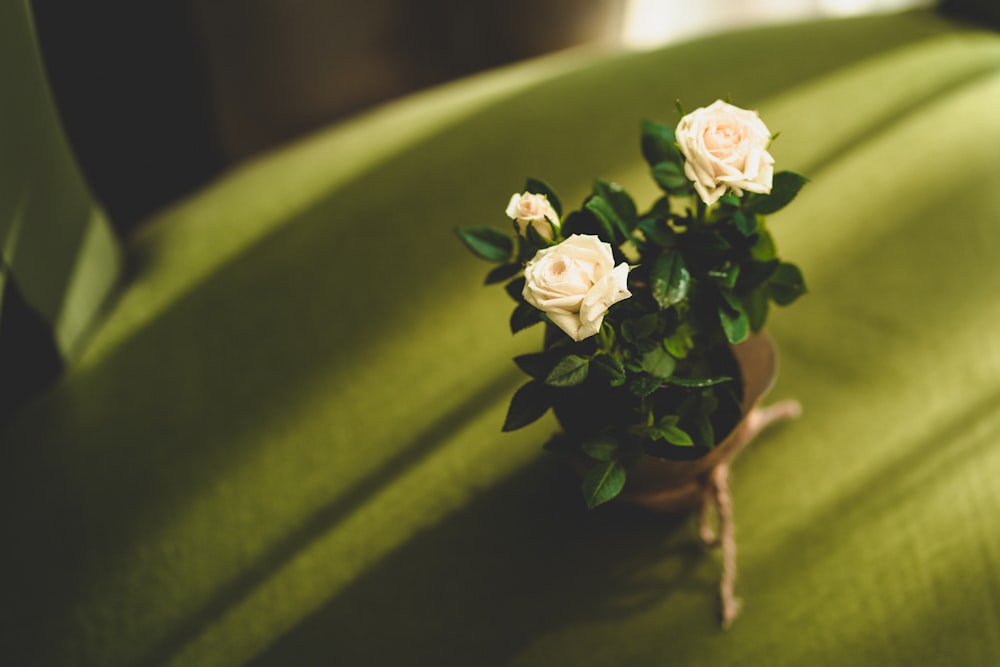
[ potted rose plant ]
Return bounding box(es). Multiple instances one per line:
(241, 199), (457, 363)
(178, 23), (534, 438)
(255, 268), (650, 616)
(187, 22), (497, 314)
(456, 100), (807, 624)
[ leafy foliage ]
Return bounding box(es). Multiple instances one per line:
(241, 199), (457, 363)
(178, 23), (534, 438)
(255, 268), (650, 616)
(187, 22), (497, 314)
(457, 107), (807, 509)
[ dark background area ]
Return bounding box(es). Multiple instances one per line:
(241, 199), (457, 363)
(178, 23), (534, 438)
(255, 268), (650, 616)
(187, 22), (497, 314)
(31, 0), (625, 238)
(31, 0), (222, 237)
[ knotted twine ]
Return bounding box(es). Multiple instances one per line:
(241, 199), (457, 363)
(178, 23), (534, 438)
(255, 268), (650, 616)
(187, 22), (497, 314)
(696, 399), (802, 628)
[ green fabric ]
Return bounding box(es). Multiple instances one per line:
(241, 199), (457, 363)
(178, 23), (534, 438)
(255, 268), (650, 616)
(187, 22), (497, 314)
(0, 0), (121, 365)
(2, 8), (1000, 667)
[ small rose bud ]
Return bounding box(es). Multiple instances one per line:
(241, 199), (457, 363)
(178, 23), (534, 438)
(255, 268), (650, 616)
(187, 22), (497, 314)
(505, 192), (560, 241)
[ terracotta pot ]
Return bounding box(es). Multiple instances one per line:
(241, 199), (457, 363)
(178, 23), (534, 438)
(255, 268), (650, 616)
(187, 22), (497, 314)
(598, 332), (793, 513)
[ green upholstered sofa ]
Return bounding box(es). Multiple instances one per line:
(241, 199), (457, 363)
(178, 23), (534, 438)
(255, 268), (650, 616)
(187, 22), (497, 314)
(3, 1), (1000, 665)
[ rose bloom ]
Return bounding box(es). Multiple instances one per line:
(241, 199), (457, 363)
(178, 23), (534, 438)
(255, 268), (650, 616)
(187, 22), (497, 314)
(506, 192), (560, 241)
(675, 100), (774, 206)
(522, 234), (631, 341)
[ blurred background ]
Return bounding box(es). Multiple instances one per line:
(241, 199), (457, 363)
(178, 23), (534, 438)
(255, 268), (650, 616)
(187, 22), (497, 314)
(33, 0), (968, 238)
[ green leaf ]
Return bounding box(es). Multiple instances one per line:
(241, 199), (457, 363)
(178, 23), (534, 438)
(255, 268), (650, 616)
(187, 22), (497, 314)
(708, 263), (740, 289)
(637, 216), (676, 247)
(721, 288), (745, 313)
(581, 435), (619, 462)
(621, 314), (657, 345)
(592, 354), (626, 386)
(518, 238), (540, 264)
(641, 346), (676, 379)
(484, 263), (520, 285)
(455, 226), (513, 262)
(651, 252), (690, 309)
(585, 195), (627, 242)
(664, 327), (693, 359)
(545, 355), (590, 387)
(691, 414), (716, 449)
(524, 177), (562, 217)
(768, 262), (807, 305)
(750, 229), (777, 261)
(740, 259), (779, 289)
(629, 374), (662, 398)
(646, 196), (674, 219)
(733, 209), (758, 236)
(510, 302), (543, 334)
(513, 351), (558, 379)
(688, 389), (721, 447)
(651, 161), (689, 193)
(718, 295), (750, 344)
(634, 313), (659, 340)
(502, 381), (551, 431)
(640, 119), (682, 166)
(742, 285), (770, 332)
(524, 220), (556, 251)
(593, 179), (637, 229)
(666, 375), (733, 388)
(658, 423), (694, 446)
(582, 460), (626, 509)
(559, 209), (600, 239)
(505, 276), (526, 301)
(747, 171), (809, 215)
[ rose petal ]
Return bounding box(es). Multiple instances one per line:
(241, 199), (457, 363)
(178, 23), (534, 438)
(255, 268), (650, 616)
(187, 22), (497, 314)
(521, 234), (630, 342)
(546, 311), (583, 341)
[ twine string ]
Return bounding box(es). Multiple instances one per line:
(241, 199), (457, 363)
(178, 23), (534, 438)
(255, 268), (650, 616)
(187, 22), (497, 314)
(697, 399), (802, 629)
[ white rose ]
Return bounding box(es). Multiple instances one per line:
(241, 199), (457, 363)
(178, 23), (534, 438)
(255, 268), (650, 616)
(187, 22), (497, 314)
(506, 192), (560, 241)
(675, 100), (774, 206)
(522, 234), (631, 341)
